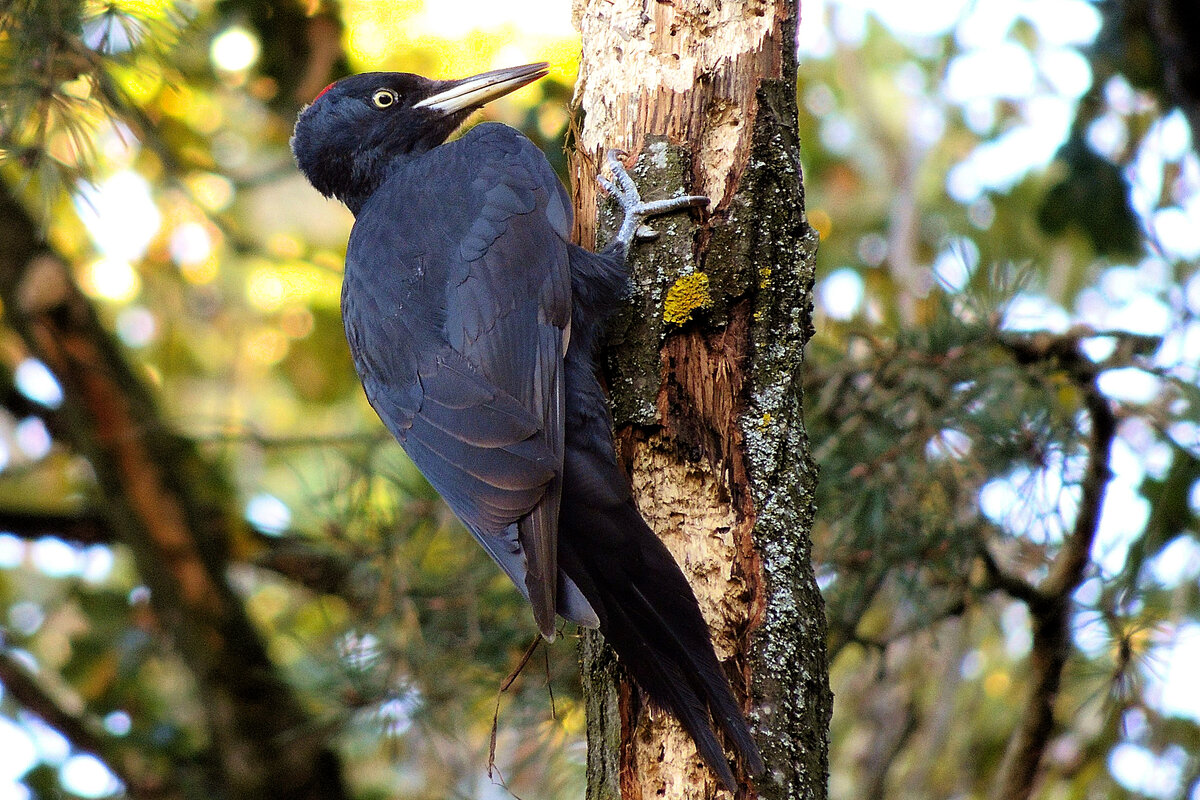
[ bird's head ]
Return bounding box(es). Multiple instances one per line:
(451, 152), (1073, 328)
(291, 62), (549, 211)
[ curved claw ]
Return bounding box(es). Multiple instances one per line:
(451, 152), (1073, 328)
(605, 149), (639, 199)
(598, 149), (710, 257)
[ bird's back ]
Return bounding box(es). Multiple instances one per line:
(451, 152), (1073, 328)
(341, 123), (581, 635)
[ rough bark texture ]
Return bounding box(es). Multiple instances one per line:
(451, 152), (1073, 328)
(570, 1), (831, 799)
(0, 182), (348, 800)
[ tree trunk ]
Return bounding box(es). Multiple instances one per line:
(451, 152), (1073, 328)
(569, 1), (831, 799)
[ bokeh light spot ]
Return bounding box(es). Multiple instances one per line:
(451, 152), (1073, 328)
(187, 173), (235, 212)
(1097, 368), (1162, 404)
(170, 222), (214, 266)
(60, 754), (123, 798)
(116, 307), (158, 348)
(245, 328), (289, 365)
(211, 26), (260, 72)
(246, 493), (291, 535)
(15, 417), (52, 460)
(983, 670), (1011, 697)
(246, 269), (286, 312)
(181, 258), (219, 285)
(1109, 743), (1186, 800)
(932, 238), (979, 291)
(74, 172), (161, 261)
(818, 268), (864, 320)
(103, 711), (132, 736)
(31, 538), (81, 578)
(0, 534), (24, 568)
(81, 545), (116, 584)
(15, 359), (64, 409)
(81, 257), (141, 303)
(281, 306), (315, 339)
(9, 601), (45, 635)
(0, 718), (37, 781)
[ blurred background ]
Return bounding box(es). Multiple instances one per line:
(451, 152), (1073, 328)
(0, 0), (1197, 798)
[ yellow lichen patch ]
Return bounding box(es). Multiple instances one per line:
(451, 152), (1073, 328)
(663, 272), (711, 325)
(758, 265), (772, 288)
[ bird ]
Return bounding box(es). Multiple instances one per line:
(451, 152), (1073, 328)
(291, 61), (764, 790)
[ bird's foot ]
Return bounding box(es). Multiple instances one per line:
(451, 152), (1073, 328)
(597, 149), (708, 255)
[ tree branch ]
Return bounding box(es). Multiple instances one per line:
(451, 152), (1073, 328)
(0, 507), (379, 612)
(860, 696), (919, 799)
(0, 648), (180, 799)
(0, 508), (113, 545)
(989, 333), (1118, 800)
(1, 378), (67, 432)
(977, 545), (1051, 612)
(252, 535), (360, 598)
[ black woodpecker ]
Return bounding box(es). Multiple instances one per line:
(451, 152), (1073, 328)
(291, 62), (764, 791)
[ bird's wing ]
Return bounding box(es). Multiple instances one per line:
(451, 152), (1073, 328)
(343, 124), (573, 637)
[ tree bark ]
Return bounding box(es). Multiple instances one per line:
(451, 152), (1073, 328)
(569, 1), (831, 798)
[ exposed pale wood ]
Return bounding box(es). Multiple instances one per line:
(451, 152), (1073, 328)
(570, 0), (786, 247)
(625, 440), (744, 800)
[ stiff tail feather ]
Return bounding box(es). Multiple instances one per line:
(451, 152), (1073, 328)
(559, 498), (765, 791)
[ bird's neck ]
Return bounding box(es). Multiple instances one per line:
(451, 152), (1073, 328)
(297, 144), (421, 216)
(343, 150), (432, 215)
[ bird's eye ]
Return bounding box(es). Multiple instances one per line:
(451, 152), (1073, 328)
(372, 89), (398, 108)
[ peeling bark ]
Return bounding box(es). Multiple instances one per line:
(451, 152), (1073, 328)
(570, 0), (784, 231)
(570, 1), (830, 798)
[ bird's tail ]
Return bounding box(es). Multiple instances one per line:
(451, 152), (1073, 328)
(558, 497), (765, 791)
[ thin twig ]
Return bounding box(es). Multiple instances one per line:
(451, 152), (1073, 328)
(489, 636), (543, 778)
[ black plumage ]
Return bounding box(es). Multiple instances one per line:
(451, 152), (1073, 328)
(291, 63), (763, 790)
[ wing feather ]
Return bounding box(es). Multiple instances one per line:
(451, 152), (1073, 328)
(343, 123), (589, 636)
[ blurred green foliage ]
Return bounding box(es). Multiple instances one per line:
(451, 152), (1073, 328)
(1, 0), (584, 797)
(798, 2), (1200, 798)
